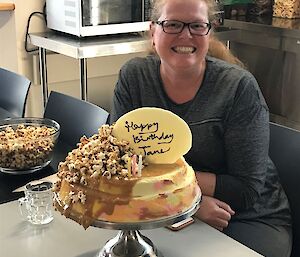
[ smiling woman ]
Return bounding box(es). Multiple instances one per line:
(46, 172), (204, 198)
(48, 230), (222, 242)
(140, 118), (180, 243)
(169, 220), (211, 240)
(149, 0), (243, 68)
(109, 0), (293, 256)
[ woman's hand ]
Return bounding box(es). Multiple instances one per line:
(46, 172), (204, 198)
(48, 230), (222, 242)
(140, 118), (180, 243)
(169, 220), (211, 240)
(195, 195), (235, 231)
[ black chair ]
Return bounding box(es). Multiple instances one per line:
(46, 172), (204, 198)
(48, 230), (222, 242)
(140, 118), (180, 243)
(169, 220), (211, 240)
(0, 67), (31, 117)
(44, 91), (109, 148)
(269, 122), (300, 257)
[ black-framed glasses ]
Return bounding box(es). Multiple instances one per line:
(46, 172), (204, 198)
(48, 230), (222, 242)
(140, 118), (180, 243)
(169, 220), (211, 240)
(155, 20), (211, 36)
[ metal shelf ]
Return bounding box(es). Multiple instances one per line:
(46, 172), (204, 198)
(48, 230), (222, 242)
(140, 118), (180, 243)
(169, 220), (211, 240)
(29, 31), (150, 106)
(29, 32), (150, 59)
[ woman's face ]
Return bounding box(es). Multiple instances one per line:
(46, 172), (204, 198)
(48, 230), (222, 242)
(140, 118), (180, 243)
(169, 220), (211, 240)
(151, 0), (210, 72)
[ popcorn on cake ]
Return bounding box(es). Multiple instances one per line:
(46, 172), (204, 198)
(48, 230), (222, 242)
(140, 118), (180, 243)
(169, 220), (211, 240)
(56, 124), (145, 186)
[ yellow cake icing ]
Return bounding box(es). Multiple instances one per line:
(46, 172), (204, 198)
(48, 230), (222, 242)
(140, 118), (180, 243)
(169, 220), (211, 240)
(55, 157), (200, 228)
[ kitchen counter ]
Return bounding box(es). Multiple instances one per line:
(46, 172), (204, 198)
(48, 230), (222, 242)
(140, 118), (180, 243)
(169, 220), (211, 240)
(224, 16), (300, 54)
(223, 16), (300, 129)
(224, 16), (300, 38)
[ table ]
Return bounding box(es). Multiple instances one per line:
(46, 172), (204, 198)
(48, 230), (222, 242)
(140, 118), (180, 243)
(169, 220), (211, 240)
(29, 31), (150, 107)
(0, 200), (263, 257)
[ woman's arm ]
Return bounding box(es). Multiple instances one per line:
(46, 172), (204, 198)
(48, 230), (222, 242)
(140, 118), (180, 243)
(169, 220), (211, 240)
(214, 75), (269, 211)
(195, 171), (235, 231)
(195, 171), (216, 197)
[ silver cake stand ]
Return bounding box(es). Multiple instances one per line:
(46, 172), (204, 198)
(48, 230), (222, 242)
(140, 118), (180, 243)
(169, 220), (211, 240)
(92, 194), (202, 257)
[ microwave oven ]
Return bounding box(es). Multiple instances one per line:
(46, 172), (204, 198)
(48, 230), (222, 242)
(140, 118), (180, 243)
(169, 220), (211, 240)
(46, 0), (152, 37)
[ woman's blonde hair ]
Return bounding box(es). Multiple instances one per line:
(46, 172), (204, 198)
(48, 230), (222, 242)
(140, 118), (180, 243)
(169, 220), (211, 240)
(151, 0), (217, 22)
(149, 0), (244, 68)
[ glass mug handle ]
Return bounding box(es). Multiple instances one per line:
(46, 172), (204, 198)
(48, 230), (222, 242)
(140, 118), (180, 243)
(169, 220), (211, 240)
(18, 197), (29, 220)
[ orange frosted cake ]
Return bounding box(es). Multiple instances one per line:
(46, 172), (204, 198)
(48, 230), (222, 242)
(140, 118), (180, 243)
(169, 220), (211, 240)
(54, 124), (200, 229)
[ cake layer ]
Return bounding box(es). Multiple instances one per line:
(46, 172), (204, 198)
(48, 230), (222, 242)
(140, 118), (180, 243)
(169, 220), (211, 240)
(54, 158), (201, 228)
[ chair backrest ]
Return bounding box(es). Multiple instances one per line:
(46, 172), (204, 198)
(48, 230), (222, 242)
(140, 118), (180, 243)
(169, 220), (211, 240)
(0, 67), (31, 117)
(269, 122), (300, 257)
(44, 91), (109, 148)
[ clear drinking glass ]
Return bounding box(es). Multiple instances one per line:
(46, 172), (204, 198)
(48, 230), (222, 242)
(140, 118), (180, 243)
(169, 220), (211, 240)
(18, 181), (54, 225)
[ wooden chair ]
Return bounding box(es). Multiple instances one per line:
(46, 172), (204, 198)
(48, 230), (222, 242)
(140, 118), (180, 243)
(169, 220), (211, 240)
(269, 122), (300, 257)
(0, 67), (31, 117)
(44, 91), (109, 148)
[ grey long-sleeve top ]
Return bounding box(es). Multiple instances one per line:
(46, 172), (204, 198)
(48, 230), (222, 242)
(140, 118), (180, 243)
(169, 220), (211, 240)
(110, 55), (291, 226)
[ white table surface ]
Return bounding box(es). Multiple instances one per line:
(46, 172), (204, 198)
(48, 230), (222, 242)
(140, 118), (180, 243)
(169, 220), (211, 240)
(0, 201), (263, 257)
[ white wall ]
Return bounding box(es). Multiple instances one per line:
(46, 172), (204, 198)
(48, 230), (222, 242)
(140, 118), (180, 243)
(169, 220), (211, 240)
(0, 0), (46, 74)
(0, 0), (148, 117)
(0, 6), (18, 71)
(30, 52), (147, 117)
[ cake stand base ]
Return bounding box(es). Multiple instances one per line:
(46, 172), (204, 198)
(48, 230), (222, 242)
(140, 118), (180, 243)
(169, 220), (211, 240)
(91, 193), (202, 257)
(96, 230), (163, 257)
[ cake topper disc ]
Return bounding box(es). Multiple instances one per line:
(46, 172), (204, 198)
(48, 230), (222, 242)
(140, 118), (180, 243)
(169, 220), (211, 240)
(113, 107), (192, 164)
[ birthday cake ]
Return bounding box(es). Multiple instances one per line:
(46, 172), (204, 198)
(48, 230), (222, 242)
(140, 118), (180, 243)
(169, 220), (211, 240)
(54, 108), (201, 229)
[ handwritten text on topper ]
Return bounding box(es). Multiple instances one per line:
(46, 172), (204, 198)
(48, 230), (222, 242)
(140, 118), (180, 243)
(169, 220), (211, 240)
(112, 107), (192, 164)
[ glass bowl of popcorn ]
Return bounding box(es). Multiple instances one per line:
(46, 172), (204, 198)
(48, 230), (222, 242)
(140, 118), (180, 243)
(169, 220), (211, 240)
(0, 117), (60, 174)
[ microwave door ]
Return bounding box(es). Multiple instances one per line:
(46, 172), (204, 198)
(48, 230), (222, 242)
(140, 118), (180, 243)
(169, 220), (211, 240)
(82, 0), (142, 27)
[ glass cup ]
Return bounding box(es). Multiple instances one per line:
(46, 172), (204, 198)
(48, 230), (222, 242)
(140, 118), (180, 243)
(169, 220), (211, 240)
(18, 181), (54, 225)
